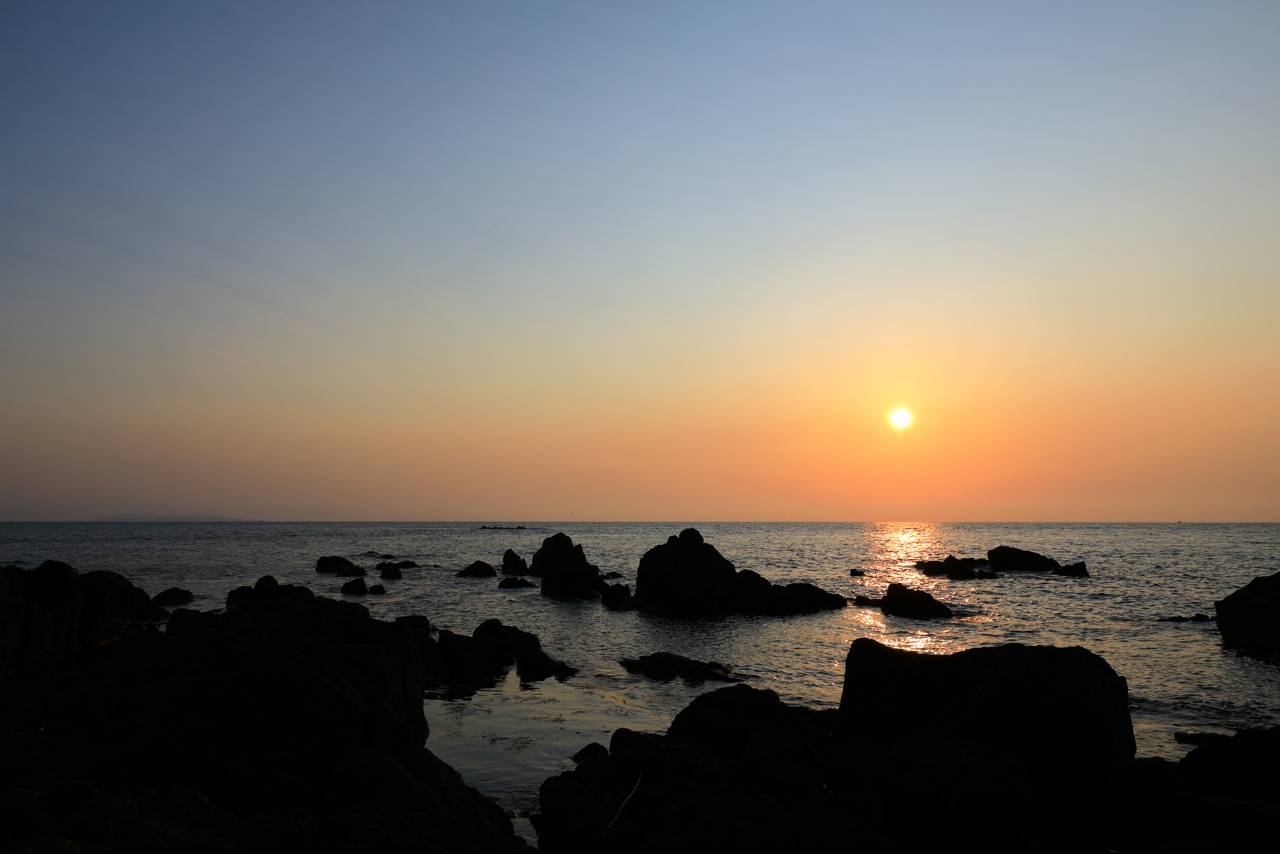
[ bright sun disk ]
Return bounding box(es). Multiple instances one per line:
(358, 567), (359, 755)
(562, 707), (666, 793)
(889, 407), (913, 430)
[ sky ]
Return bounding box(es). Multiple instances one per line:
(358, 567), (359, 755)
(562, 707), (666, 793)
(2, 0), (1277, 522)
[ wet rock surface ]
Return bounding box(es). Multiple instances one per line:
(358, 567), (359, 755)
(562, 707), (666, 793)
(1216, 570), (1280, 655)
(0, 567), (526, 853)
(633, 528), (845, 616)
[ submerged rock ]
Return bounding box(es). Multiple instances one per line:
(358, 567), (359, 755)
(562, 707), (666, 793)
(457, 560), (498, 578)
(315, 555), (365, 577)
(377, 559), (417, 579)
(619, 652), (740, 684)
(368, 583), (387, 594)
(879, 583), (952, 620)
(501, 548), (528, 576)
(1215, 571), (1280, 654)
(152, 586), (194, 608)
(498, 576), (536, 589)
(531, 533), (606, 599)
(633, 528), (845, 616)
(1157, 613), (1213, 623)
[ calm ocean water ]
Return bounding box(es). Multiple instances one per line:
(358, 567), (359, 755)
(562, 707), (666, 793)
(4, 521), (1279, 830)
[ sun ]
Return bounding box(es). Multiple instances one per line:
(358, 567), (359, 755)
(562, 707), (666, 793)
(888, 406), (913, 431)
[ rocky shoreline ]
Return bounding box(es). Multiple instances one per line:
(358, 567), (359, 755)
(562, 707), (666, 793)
(4, 548), (1279, 852)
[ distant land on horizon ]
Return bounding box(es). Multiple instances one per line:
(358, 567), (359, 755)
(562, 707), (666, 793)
(90, 513), (251, 523)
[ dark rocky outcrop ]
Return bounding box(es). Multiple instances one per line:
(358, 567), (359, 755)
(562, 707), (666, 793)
(427, 620), (575, 688)
(152, 586), (194, 608)
(377, 559), (417, 579)
(498, 576), (537, 589)
(601, 571), (623, 580)
(473, 619), (577, 682)
(501, 549), (528, 576)
(457, 560), (498, 578)
(987, 545), (1088, 577)
(340, 577), (368, 596)
(536, 639), (1142, 853)
(531, 533), (607, 599)
(915, 555), (989, 579)
(0, 560), (166, 676)
(849, 568), (865, 576)
(601, 583), (636, 611)
(0, 572), (526, 852)
(633, 528), (845, 616)
(619, 652), (740, 684)
(1216, 571), (1280, 654)
(840, 639), (1135, 769)
(369, 583), (387, 594)
(878, 583), (952, 620)
(315, 555), (365, 576)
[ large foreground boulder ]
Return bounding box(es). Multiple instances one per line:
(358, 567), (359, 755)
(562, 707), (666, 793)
(531, 533), (606, 599)
(633, 528), (845, 616)
(840, 638), (1135, 770)
(536, 639), (1141, 853)
(1215, 571), (1280, 655)
(0, 561), (165, 676)
(1, 572), (526, 852)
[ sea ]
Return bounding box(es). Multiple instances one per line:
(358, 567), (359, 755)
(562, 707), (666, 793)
(4, 521), (1278, 837)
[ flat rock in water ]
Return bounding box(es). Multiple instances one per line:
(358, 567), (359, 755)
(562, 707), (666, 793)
(620, 652), (740, 683)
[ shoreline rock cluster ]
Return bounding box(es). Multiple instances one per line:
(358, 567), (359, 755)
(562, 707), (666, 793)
(1, 562), (528, 852)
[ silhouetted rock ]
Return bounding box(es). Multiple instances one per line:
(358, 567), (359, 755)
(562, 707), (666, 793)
(0, 573), (526, 853)
(571, 742), (609, 766)
(1157, 613), (1214, 623)
(916, 555), (989, 578)
(341, 577), (368, 596)
(601, 583), (636, 611)
(841, 638), (1135, 769)
(501, 549), (529, 575)
(987, 545), (1087, 577)
(532, 533), (606, 599)
(457, 560), (497, 578)
(601, 571), (623, 580)
(852, 594), (882, 606)
(369, 583), (386, 594)
(152, 586), (194, 608)
(376, 559), (416, 579)
(879, 583), (952, 619)
(1056, 561), (1089, 577)
(316, 555), (365, 576)
(432, 629), (512, 689)
(633, 528), (845, 616)
(849, 568), (865, 576)
(620, 652), (740, 684)
(1216, 571), (1280, 654)
(473, 619), (576, 682)
(1180, 725), (1280, 801)
(499, 576), (537, 589)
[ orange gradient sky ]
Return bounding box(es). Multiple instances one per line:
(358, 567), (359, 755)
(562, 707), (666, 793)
(2, 2), (1278, 521)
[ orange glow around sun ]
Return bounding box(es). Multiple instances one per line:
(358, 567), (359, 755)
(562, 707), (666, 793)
(889, 407), (913, 431)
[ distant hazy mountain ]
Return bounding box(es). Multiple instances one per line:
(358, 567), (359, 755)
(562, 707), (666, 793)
(91, 513), (248, 522)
